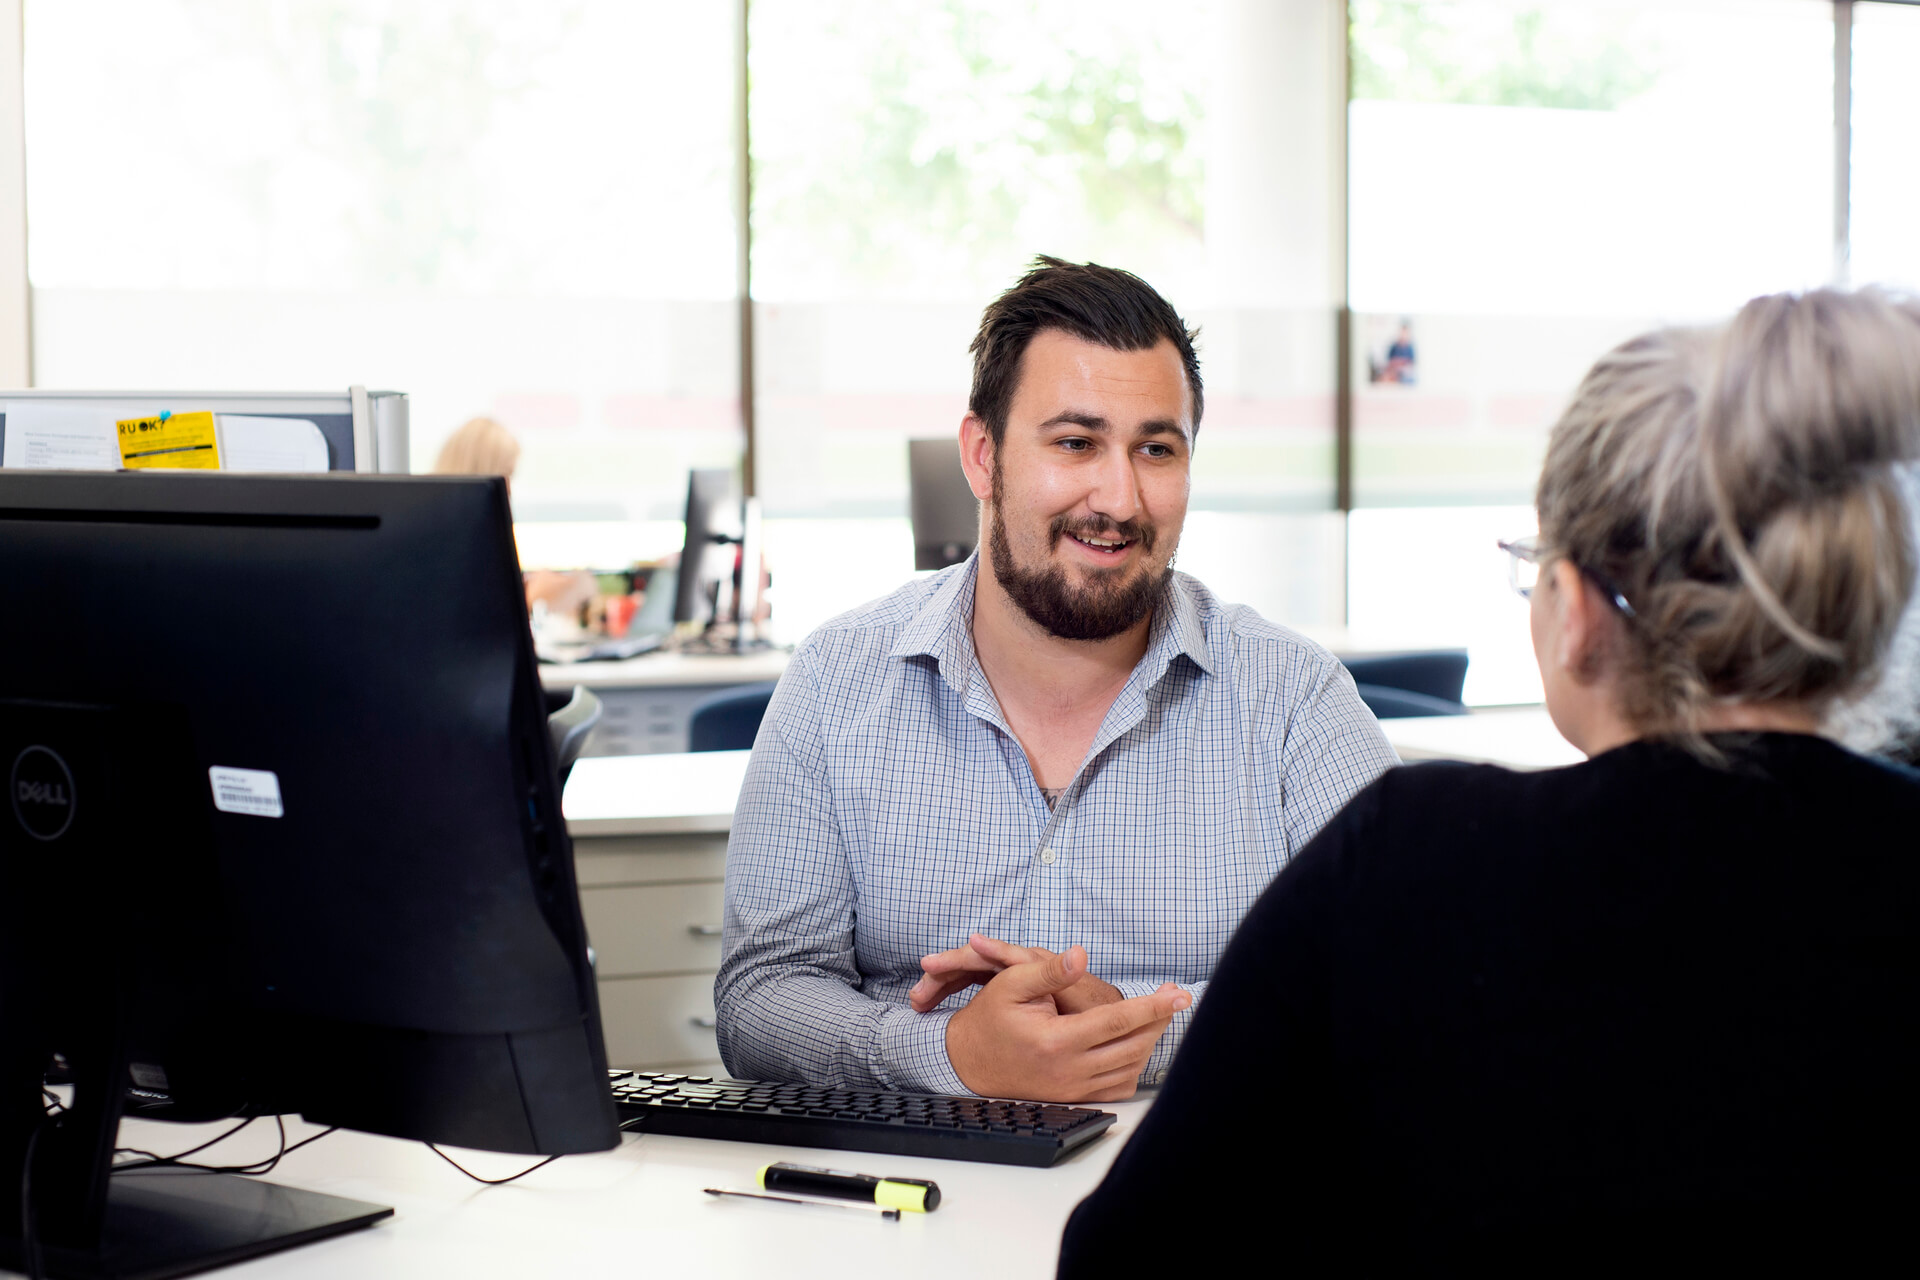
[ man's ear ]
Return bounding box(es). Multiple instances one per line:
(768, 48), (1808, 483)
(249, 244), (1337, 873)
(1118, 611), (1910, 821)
(958, 414), (995, 502)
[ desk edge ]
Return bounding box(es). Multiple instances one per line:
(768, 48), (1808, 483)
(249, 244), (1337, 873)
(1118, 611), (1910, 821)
(567, 813), (735, 838)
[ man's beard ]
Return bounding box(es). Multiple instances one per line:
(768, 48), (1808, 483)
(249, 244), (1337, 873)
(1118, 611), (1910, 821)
(987, 462), (1171, 642)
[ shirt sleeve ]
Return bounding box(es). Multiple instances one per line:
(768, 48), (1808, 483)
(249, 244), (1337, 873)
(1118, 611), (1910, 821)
(714, 652), (970, 1096)
(1109, 978), (1208, 1086)
(1278, 654), (1400, 858)
(1091, 652), (1394, 1082)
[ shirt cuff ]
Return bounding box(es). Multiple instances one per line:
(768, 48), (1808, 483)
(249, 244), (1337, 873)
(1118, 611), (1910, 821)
(1112, 979), (1203, 1088)
(874, 1005), (971, 1096)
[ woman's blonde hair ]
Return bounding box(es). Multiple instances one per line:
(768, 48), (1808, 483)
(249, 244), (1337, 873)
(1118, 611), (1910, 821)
(1536, 288), (1920, 738)
(432, 416), (521, 478)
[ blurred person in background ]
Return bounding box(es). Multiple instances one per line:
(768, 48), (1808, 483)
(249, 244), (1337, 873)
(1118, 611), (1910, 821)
(1061, 289), (1920, 1272)
(432, 414), (593, 621)
(431, 415), (521, 482)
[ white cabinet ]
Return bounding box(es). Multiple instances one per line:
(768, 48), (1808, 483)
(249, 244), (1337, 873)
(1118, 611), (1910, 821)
(573, 827), (730, 1070)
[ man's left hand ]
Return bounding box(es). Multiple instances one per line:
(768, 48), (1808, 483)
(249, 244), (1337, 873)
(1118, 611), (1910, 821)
(910, 933), (1125, 1015)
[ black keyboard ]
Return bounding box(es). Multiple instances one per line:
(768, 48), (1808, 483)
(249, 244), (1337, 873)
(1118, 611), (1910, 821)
(609, 1070), (1117, 1167)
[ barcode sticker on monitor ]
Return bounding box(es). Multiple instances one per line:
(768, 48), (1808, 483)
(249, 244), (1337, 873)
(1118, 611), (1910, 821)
(209, 766), (284, 818)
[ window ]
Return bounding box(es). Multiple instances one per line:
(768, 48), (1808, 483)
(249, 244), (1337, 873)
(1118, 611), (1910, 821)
(1345, 0), (1835, 703)
(749, 0), (1347, 640)
(25, 0), (740, 533)
(13, 3), (1881, 696)
(1850, 1), (1920, 292)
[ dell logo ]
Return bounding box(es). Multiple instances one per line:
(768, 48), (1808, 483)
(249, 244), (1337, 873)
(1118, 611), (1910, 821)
(19, 780), (69, 805)
(10, 745), (77, 842)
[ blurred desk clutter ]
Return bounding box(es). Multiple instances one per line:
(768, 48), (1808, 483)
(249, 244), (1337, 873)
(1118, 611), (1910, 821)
(526, 467), (773, 667)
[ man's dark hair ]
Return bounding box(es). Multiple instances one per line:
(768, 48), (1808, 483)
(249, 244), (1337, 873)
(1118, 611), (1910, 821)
(967, 256), (1203, 446)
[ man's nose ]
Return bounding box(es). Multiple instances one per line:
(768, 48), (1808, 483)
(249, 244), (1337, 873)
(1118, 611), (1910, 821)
(1085, 445), (1142, 525)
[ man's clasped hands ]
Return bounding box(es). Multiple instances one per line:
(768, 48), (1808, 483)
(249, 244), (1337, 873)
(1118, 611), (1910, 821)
(907, 933), (1190, 1103)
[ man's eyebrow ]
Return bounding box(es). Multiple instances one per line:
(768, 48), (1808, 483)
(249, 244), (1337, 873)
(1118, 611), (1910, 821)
(1037, 412), (1191, 443)
(1037, 411), (1110, 431)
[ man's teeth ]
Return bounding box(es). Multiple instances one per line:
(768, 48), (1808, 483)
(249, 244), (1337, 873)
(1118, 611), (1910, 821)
(1074, 534), (1127, 548)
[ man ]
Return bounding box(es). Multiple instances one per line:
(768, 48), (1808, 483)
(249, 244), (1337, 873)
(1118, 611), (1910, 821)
(717, 257), (1396, 1102)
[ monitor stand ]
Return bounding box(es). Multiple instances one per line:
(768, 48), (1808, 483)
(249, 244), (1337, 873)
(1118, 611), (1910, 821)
(7, 1169), (391, 1280)
(2, 1030), (393, 1280)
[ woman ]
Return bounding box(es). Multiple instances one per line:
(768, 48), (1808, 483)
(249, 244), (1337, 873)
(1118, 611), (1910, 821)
(1059, 290), (1920, 1271)
(431, 415), (521, 481)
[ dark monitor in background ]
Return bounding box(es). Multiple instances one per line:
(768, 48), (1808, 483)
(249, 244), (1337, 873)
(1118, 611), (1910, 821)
(908, 439), (977, 571)
(0, 472), (616, 1279)
(673, 467), (744, 627)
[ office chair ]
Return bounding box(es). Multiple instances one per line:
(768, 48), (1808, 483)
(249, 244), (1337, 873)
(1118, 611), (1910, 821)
(1352, 683), (1469, 720)
(544, 685), (604, 784)
(1340, 650), (1470, 718)
(687, 681), (779, 753)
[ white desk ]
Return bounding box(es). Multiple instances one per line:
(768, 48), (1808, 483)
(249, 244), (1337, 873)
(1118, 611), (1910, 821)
(1382, 705), (1583, 770)
(541, 649), (791, 756)
(540, 649), (792, 694)
(565, 749), (751, 838)
(101, 1104), (1137, 1280)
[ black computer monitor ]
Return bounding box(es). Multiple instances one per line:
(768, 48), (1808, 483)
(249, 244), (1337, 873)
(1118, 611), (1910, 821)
(0, 472), (617, 1278)
(908, 439), (977, 571)
(673, 468), (744, 627)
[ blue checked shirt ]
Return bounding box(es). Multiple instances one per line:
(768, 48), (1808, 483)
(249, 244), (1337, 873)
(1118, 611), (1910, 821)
(716, 556), (1397, 1095)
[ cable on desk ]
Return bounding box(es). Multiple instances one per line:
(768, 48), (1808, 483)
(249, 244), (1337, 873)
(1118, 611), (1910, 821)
(425, 1144), (562, 1185)
(114, 1116), (257, 1170)
(114, 1117), (340, 1177)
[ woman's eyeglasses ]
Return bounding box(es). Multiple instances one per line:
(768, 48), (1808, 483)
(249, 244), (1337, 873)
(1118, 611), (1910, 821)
(1498, 536), (1637, 619)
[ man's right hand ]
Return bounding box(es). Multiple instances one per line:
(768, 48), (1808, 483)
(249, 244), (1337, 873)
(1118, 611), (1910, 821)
(944, 944), (1190, 1103)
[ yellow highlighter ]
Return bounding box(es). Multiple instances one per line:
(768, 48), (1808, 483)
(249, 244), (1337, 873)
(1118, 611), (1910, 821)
(759, 1162), (942, 1213)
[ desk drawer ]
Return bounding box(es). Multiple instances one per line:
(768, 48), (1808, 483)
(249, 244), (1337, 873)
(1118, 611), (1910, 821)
(581, 881), (725, 978)
(597, 973), (720, 1068)
(573, 834), (728, 887)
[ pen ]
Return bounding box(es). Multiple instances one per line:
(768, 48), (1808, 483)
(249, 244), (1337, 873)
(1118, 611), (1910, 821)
(704, 1187), (900, 1220)
(760, 1161), (943, 1213)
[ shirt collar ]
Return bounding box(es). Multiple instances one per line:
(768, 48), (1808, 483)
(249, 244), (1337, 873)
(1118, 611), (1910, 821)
(1148, 571), (1217, 679)
(888, 554), (1216, 691)
(888, 555), (983, 694)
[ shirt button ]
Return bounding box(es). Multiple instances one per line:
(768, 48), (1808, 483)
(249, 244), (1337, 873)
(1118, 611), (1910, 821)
(1038, 847), (1056, 865)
